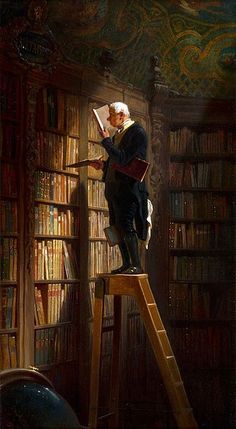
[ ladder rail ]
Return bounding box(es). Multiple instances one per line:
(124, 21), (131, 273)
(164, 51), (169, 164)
(88, 274), (198, 429)
(134, 278), (194, 420)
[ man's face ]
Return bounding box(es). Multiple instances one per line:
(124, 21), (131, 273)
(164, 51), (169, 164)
(107, 108), (125, 128)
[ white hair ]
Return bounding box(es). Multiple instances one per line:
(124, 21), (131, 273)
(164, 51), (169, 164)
(109, 102), (130, 117)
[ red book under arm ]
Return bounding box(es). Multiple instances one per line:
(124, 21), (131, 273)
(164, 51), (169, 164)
(112, 157), (150, 182)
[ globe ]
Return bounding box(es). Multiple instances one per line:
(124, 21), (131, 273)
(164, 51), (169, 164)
(0, 369), (82, 429)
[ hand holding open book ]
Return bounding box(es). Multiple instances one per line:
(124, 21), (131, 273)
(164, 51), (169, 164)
(66, 155), (103, 169)
(92, 104), (116, 136)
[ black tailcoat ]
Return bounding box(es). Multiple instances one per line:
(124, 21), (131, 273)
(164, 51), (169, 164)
(101, 122), (148, 240)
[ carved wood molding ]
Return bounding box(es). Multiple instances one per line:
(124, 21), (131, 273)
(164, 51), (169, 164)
(24, 81), (40, 275)
(0, 0), (62, 71)
(149, 108), (167, 231)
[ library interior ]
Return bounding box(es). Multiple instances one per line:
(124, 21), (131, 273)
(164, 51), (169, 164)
(0, 1), (235, 429)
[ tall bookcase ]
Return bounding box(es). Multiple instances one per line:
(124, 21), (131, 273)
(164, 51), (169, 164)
(30, 83), (81, 403)
(0, 42), (154, 424)
(149, 96), (236, 429)
(0, 67), (23, 370)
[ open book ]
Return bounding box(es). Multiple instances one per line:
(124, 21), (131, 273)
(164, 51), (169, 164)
(92, 104), (116, 134)
(112, 157), (150, 182)
(66, 156), (103, 168)
(92, 104), (110, 131)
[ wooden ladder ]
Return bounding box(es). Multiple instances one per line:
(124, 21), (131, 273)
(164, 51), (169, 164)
(88, 273), (198, 429)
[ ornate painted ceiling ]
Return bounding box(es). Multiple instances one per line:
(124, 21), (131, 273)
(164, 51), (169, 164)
(1, 0), (236, 98)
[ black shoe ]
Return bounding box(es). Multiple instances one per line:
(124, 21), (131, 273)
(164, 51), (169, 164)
(122, 266), (143, 275)
(111, 264), (130, 274)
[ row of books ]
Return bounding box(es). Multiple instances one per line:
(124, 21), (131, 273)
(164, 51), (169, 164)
(0, 73), (19, 119)
(170, 256), (234, 282)
(88, 179), (107, 208)
(35, 324), (77, 366)
(0, 334), (17, 369)
(34, 239), (79, 280)
(35, 204), (79, 236)
(88, 141), (105, 160)
(169, 222), (235, 249)
(127, 311), (145, 346)
(39, 88), (80, 135)
(66, 93), (80, 136)
(0, 200), (17, 233)
(0, 237), (17, 281)
(170, 326), (232, 368)
(88, 280), (114, 319)
(186, 375), (229, 425)
(169, 161), (236, 187)
(89, 209), (109, 238)
(168, 283), (232, 320)
(0, 286), (16, 328)
(1, 162), (17, 197)
(0, 122), (20, 160)
(169, 127), (236, 154)
(169, 192), (233, 219)
(89, 241), (121, 277)
(35, 171), (79, 204)
(34, 283), (78, 325)
(65, 137), (80, 173)
(36, 131), (80, 171)
(36, 131), (64, 170)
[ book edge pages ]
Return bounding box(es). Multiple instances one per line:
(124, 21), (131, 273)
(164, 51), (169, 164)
(92, 108), (104, 131)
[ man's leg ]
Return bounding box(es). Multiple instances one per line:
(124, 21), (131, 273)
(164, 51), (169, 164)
(111, 240), (131, 274)
(122, 232), (143, 274)
(115, 199), (143, 275)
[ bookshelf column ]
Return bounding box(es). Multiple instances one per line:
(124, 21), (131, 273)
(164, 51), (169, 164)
(24, 79), (41, 366)
(148, 93), (169, 318)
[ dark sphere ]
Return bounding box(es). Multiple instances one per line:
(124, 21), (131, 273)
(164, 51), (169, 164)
(1, 380), (81, 429)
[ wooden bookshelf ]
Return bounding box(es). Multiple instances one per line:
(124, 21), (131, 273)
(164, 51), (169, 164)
(32, 85), (80, 387)
(149, 96), (236, 429)
(0, 68), (23, 370)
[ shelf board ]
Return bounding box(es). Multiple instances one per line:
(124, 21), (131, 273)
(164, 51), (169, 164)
(170, 152), (236, 161)
(0, 194), (17, 200)
(169, 319), (234, 327)
(169, 280), (234, 286)
(34, 320), (74, 329)
(169, 187), (235, 193)
(36, 165), (79, 177)
(169, 247), (235, 255)
(89, 237), (107, 241)
(0, 232), (18, 237)
(35, 198), (79, 207)
(34, 279), (80, 284)
(88, 205), (108, 211)
(34, 234), (79, 239)
(170, 217), (235, 223)
(0, 328), (18, 334)
(0, 280), (17, 286)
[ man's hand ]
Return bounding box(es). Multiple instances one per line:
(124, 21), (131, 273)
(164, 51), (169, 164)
(99, 128), (110, 139)
(89, 159), (104, 170)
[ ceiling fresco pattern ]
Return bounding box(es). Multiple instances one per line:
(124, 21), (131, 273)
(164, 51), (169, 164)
(1, 0), (236, 98)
